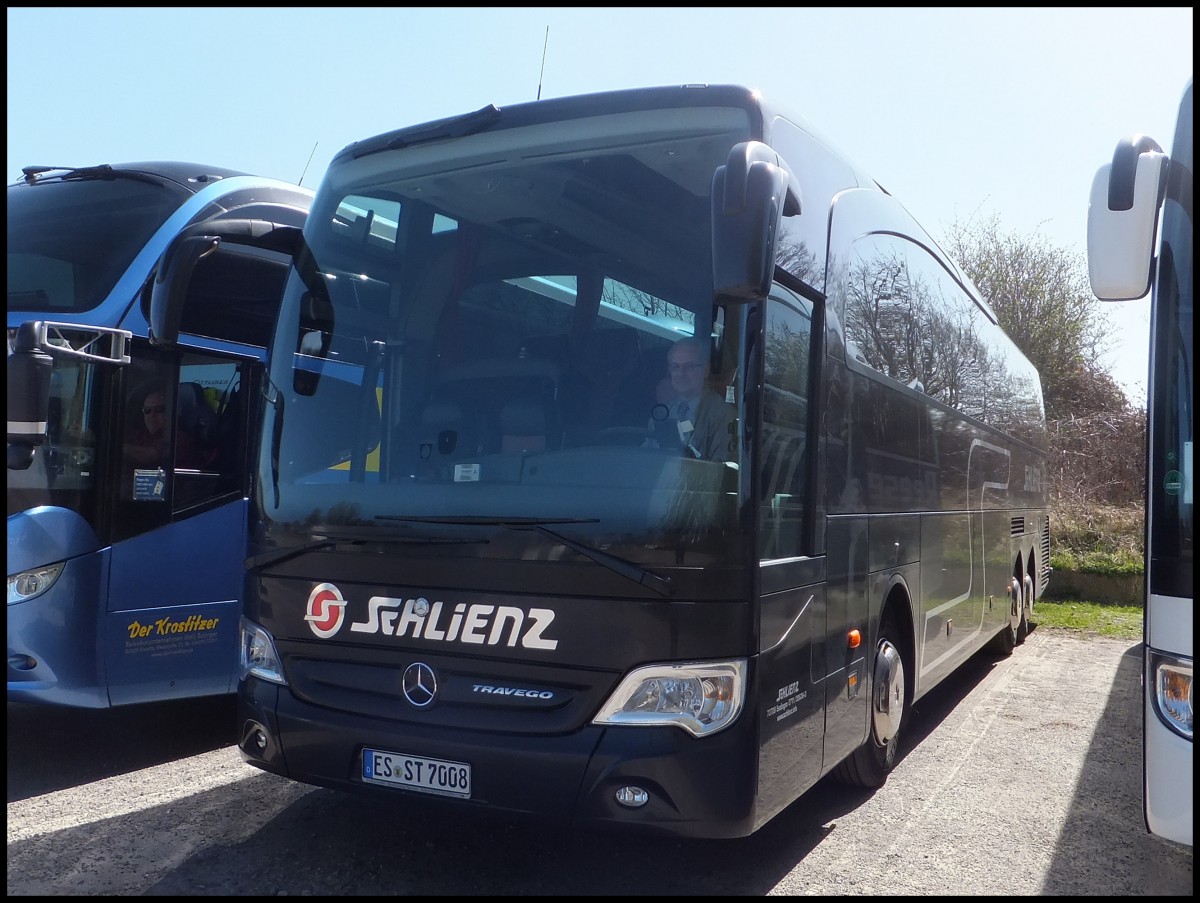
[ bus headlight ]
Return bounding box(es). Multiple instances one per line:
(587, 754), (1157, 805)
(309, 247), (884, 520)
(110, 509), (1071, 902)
(1150, 652), (1193, 740)
(7, 562), (65, 605)
(592, 660), (745, 737)
(239, 618), (288, 685)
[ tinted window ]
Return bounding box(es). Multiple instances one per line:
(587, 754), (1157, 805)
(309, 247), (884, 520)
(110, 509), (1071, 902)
(759, 288), (815, 559)
(844, 233), (1043, 439)
(7, 175), (187, 314)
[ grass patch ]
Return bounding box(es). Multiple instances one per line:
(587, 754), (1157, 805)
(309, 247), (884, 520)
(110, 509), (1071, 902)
(1034, 599), (1142, 640)
(1050, 503), (1143, 576)
(1049, 549), (1143, 576)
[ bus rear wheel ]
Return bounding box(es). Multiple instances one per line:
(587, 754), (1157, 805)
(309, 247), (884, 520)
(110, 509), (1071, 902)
(990, 577), (1021, 656)
(834, 612), (908, 788)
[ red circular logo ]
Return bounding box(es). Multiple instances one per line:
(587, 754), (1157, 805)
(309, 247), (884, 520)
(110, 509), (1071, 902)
(304, 583), (346, 639)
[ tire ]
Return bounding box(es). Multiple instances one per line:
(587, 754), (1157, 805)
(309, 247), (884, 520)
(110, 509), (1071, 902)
(834, 612), (908, 788)
(989, 577), (1020, 657)
(1015, 573), (1030, 645)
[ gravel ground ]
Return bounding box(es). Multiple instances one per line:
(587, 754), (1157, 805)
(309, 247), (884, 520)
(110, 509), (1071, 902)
(6, 628), (1193, 895)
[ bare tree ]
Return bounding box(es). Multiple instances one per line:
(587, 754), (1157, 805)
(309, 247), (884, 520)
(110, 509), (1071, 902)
(940, 213), (1128, 420)
(940, 213), (1144, 510)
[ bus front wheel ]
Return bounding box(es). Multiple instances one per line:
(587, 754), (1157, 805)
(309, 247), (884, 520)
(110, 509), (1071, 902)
(834, 612), (908, 788)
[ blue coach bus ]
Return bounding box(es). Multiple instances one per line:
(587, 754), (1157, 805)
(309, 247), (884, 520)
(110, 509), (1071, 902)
(7, 162), (312, 707)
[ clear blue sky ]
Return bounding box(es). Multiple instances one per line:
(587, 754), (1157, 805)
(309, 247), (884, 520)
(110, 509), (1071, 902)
(7, 7), (1192, 405)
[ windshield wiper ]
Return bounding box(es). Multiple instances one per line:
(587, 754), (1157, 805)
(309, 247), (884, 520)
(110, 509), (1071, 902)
(375, 515), (674, 597)
(246, 524), (487, 570)
(21, 164), (164, 187)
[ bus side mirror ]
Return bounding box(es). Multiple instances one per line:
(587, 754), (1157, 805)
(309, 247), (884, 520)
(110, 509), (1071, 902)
(712, 141), (801, 303)
(1087, 136), (1168, 301)
(149, 219), (305, 346)
(7, 321), (54, 469)
(149, 235), (221, 346)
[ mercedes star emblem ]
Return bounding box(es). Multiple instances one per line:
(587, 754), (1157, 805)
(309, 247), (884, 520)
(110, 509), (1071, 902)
(402, 661), (438, 707)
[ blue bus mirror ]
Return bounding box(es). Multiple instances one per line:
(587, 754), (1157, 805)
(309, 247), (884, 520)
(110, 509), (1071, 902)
(149, 219), (305, 346)
(149, 234), (221, 346)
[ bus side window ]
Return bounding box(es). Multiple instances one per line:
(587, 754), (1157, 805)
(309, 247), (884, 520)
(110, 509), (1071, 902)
(759, 292), (814, 560)
(173, 358), (246, 509)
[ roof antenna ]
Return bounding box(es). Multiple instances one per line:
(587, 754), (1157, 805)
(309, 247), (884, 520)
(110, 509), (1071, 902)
(536, 26), (549, 100)
(298, 141), (318, 187)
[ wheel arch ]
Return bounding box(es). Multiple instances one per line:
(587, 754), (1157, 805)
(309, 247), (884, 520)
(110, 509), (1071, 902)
(878, 574), (915, 702)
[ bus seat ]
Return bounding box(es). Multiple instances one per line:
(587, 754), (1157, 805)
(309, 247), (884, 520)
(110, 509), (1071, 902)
(582, 327), (642, 427)
(435, 355), (561, 453)
(209, 382), (244, 473)
(177, 382), (218, 447)
(500, 399), (546, 454)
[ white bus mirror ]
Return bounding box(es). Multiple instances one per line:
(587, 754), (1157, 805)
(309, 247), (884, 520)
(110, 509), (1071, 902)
(1087, 139), (1168, 301)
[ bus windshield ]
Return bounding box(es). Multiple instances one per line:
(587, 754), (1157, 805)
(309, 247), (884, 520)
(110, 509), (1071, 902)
(7, 170), (190, 315)
(6, 171), (191, 525)
(264, 107), (760, 570)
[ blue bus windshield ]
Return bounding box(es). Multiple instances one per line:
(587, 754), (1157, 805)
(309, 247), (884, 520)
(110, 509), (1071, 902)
(7, 172), (189, 315)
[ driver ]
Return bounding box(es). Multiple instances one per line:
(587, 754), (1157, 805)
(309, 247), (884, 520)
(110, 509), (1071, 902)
(646, 336), (735, 461)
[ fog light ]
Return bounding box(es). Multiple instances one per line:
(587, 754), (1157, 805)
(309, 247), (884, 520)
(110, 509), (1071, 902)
(240, 720), (272, 755)
(614, 785), (649, 808)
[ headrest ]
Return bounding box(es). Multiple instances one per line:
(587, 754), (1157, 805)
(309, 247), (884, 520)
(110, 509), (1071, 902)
(177, 382), (203, 414)
(501, 399), (545, 435)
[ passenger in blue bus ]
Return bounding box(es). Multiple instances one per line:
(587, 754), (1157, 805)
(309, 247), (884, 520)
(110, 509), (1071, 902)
(646, 336), (736, 461)
(124, 386), (202, 469)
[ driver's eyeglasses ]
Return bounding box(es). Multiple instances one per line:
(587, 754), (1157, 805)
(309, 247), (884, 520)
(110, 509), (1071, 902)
(142, 405), (166, 415)
(668, 362), (702, 373)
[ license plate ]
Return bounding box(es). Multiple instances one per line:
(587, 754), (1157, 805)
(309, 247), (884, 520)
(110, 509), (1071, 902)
(361, 748), (472, 799)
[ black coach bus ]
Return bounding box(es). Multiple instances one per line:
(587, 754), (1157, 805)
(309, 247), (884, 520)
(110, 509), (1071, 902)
(152, 84), (1049, 838)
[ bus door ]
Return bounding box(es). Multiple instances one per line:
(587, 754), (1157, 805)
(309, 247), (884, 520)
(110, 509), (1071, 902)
(104, 348), (251, 704)
(753, 290), (829, 816)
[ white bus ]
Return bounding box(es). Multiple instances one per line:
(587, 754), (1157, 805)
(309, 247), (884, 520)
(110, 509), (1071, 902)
(1087, 78), (1193, 848)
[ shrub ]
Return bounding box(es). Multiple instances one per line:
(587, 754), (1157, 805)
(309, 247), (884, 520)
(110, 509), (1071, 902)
(1046, 407), (1145, 577)
(1046, 409), (1146, 508)
(1050, 503), (1144, 575)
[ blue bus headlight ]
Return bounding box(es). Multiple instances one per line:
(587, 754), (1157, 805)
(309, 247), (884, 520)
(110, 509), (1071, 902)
(7, 562), (65, 605)
(1150, 652), (1193, 740)
(239, 618), (288, 685)
(592, 660), (746, 737)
